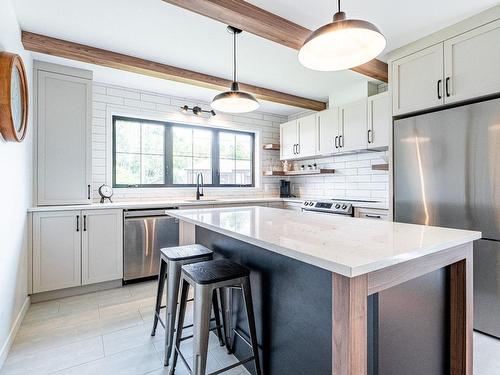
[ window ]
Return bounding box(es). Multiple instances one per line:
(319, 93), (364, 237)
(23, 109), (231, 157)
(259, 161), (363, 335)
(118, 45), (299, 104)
(112, 116), (255, 188)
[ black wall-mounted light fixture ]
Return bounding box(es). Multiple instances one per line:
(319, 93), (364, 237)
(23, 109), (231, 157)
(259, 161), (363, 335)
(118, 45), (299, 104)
(180, 105), (216, 116)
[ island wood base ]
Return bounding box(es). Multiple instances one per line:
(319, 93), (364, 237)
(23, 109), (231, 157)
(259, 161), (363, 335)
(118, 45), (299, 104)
(332, 242), (473, 375)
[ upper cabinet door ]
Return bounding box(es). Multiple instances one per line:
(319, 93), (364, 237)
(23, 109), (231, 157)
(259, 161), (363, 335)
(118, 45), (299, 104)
(392, 44), (444, 116)
(297, 113), (317, 158)
(340, 99), (368, 153)
(37, 70), (92, 205)
(444, 20), (500, 104)
(280, 120), (298, 160)
(32, 211), (82, 293)
(317, 108), (339, 156)
(367, 93), (391, 150)
(81, 209), (123, 285)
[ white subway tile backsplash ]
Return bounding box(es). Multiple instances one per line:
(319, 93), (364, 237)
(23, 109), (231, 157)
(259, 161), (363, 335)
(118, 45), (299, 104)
(107, 87), (140, 100)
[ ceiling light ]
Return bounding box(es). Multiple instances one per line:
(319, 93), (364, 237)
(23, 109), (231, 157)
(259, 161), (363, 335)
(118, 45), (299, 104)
(180, 105), (216, 116)
(298, 0), (386, 71)
(211, 26), (259, 113)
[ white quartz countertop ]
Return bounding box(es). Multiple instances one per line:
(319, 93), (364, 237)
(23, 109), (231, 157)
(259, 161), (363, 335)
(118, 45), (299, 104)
(27, 197), (286, 212)
(166, 206), (480, 277)
(28, 197), (388, 212)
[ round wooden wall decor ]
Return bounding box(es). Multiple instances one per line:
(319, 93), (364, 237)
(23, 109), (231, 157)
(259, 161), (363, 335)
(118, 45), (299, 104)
(0, 52), (29, 142)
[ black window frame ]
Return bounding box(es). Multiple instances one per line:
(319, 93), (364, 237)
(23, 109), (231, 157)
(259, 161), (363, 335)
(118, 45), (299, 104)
(112, 115), (255, 188)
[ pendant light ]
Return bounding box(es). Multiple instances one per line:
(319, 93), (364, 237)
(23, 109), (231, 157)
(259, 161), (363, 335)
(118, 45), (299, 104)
(211, 26), (259, 113)
(298, 0), (386, 71)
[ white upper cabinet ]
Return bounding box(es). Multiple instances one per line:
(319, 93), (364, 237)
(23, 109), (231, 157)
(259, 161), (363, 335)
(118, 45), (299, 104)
(297, 113), (317, 158)
(339, 99), (368, 153)
(391, 19), (500, 115)
(36, 62), (92, 206)
(367, 93), (391, 149)
(317, 108), (339, 156)
(32, 211), (82, 293)
(81, 209), (123, 285)
(444, 19), (500, 104)
(280, 120), (297, 160)
(392, 44), (444, 116)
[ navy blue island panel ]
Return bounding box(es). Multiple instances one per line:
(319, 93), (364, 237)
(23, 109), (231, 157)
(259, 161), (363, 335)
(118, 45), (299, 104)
(195, 226), (448, 375)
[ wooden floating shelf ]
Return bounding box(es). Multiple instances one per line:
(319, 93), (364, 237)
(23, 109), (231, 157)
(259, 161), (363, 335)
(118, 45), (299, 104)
(372, 164), (389, 171)
(262, 143), (280, 151)
(263, 169), (335, 177)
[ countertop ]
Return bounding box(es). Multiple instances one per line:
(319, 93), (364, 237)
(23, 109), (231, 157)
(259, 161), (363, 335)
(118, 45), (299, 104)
(166, 206), (480, 277)
(27, 197), (388, 212)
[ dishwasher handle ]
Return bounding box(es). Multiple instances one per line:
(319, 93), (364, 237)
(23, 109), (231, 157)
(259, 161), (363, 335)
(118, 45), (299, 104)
(124, 208), (179, 218)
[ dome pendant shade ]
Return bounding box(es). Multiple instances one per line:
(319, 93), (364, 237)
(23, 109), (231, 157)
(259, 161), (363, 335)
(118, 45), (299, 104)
(211, 82), (260, 113)
(211, 26), (259, 113)
(298, 10), (386, 71)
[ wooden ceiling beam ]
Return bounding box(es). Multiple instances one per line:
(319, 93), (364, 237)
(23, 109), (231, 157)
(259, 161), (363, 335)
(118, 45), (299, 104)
(162, 0), (388, 82)
(21, 31), (326, 111)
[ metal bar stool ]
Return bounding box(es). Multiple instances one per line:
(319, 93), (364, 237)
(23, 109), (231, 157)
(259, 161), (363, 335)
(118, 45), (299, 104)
(170, 259), (262, 375)
(151, 244), (226, 366)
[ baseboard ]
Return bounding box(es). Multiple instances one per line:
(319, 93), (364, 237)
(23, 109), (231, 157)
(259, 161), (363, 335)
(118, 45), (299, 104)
(30, 279), (122, 303)
(0, 296), (30, 370)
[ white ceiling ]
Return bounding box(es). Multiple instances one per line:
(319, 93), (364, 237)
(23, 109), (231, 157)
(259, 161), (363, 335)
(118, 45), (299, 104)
(13, 0), (499, 115)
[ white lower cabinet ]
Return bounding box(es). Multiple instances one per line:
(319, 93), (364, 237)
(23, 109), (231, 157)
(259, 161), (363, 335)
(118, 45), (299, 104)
(32, 209), (123, 293)
(82, 210), (123, 285)
(33, 211), (81, 293)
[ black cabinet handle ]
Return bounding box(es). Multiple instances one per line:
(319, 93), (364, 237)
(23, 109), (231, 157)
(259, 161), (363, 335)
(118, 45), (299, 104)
(339, 135), (344, 148)
(83, 215), (87, 231)
(335, 136), (339, 149)
(76, 215), (80, 232)
(293, 144), (296, 154)
(87, 185), (91, 200)
(297, 143), (300, 154)
(367, 129), (372, 144)
(437, 79), (442, 99)
(365, 214), (382, 219)
(445, 77), (450, 97)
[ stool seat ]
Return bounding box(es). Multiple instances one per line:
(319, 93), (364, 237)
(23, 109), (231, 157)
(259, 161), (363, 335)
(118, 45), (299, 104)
(161, 244), (212, 261)
(182, 259), (250, 285)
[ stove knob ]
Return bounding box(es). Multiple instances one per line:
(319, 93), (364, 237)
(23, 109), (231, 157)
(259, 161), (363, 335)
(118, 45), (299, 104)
(342, 204), (347, 209)
(335, 204), (341, 209)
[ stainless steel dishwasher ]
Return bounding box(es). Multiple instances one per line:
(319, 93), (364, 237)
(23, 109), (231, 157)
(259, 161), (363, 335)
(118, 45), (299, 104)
(123, 208), (179, 282)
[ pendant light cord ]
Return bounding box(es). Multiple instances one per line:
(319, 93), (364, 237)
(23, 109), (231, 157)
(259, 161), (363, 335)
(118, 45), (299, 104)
(337, 0), (341, 12)
(233, 30), (237, 83)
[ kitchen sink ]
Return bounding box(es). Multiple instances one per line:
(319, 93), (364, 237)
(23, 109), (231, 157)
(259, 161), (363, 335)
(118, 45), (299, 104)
(182, 199), (219, 203)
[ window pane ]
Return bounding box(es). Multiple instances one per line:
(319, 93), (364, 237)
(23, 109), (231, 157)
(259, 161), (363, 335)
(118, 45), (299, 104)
(193, 129), (212, 157)
(142, 123), (164, 155)
(173, 156), (193, 184)
(115, 120), (140, 153)
(116, 153), (140, 185)
(193, 157), (212, 184)
(236, 160), (252, 185)
(219, 158), (236, 185)
(219, 132), (235, 159)
(236, 134), (252, 160)
(172, 127), (192, 156)
(142, 155), (164, 184)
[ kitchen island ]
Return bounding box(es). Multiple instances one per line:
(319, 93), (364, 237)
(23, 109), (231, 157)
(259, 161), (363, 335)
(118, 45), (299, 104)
(166, 206), (480, 375)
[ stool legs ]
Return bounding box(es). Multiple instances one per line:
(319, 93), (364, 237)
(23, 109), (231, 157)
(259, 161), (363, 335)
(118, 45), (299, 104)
(164, 262), (182, 366)
(192, 284), (213, 375)
(212, 290), (225, 347)
(220, 287), (234, 354)
(169, 279), (190, 375)
(151, 259), (167, 336)
(242, 278), (262, 375)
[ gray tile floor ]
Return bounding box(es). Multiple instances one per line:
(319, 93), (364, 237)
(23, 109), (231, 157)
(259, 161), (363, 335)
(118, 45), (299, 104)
(1, 281), (250, 375)
(1, 281), (499, 374)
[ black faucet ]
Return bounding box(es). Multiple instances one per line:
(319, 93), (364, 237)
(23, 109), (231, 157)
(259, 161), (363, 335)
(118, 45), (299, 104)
(196, 172), (204, 200)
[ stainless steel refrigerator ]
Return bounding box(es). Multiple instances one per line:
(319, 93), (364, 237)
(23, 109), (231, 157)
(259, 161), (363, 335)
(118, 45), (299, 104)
(394, 97), (500, 338)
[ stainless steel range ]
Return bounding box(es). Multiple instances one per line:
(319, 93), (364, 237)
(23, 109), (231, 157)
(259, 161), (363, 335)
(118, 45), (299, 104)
(301, 199), (354, 216)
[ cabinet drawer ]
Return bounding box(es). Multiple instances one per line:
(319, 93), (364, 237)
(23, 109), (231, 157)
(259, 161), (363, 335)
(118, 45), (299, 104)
(355, 208), (389, 220)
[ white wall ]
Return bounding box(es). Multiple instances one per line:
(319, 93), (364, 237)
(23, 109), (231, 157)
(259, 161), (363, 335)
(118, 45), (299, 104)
(91, 82), (285, 201)
(0, 0), (32, 367)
